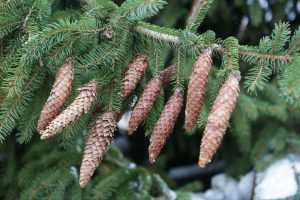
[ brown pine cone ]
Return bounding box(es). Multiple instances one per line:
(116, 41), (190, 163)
(198, 74), (240, 168)
(121, 54), (149, 100)
(79, 111), (116, 188)
(37, 59), (73, 132)
(128, 67), (173, 135)
(185, 50), (212, 131)
(148, 89), (183, 163)
(40, 80), (97, 140)
(162, 66), (173, 83)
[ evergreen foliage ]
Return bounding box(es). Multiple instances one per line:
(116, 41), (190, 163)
(1, 0), (300, 198)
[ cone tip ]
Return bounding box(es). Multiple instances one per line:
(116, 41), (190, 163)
(40, 135), (46, 140)
(184, 120), (194, 132)
(79, 179), (87, 188)
(198, 160), (207, 168)
(40, 133), (49, 140)
(149, 152), (157, 164)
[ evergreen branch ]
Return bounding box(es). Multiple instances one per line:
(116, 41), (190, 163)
(21, 1), (36, 31)
(279, 56), (300, 107)
(289, 27), (300, 54)
(244, 60), (272, 94)
(21, 19), (105, 65)
(79, 30), (130, 69)
(0, 21), (22, 38)
(134, 23), (292, 64)
(50, 35), (78, 61)
(270, 22), (291, 54)
(224, 37), (239, 73)
(113, 0), (166, 22)
(0, 70), (43, 142)
(134, 25), (180, 44)
(186, 0), (214, 32)
(239, 49), (292, 62)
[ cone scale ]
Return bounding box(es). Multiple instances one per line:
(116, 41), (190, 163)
(37, 59), (73, 132)
(185, 50), (212, 131)
(40, 80), (97, 140)
(128, 67), (173, 134)
(121, 54), (149, 100)
(198, 74), (240, 168)
(148, 89), (183, 163)
(79, 112), (116, 188)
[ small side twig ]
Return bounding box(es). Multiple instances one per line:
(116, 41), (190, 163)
(21, 1), (36, 32)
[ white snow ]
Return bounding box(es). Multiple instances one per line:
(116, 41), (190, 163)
(211, 174), (241, 200)
(238, 171), (255, 200)
(117, 112), (130, 131)
(190, 155), (300, 200)
(128, 162), (137, 169)
(254, 158), (298, 199)
(70, 166), (78, 179)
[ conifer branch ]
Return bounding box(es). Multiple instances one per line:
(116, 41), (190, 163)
(21, 1), (36, 31)
(186, 0), (214, 32)
(134, 24), (292, 63)
(239, 50), (292, 61)
(134, 25), (180, 44)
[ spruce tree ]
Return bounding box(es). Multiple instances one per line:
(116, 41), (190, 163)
(1, 0), (300, 199)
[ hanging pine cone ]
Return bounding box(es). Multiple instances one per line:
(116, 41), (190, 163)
(79, 111), (116, 187)
(148, 89), (183, 163)
(121, 54), (149, 100)
(40, 80), (97, 140)
(37, 59), (73, 132)
(128, 67), (173, 135)
(198, 74), (240, 168)
(185, 50), (212, 132)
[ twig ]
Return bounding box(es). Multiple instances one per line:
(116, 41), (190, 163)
(21, 1), (36, 32)
(133, 25), (180, 44)
(250, 171), (257, 200)
(0, 39), (3, 57)
(133, 25), (292, 63)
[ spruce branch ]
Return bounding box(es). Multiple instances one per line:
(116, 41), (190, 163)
(134, 25), (180, 44)
(112, 0), (166, 22)
(239, 49), (292, 62)
(186, 0), (214, 32)
(134, 23), (292, 64)
(21, 1), (36, 32)
(0, 70), (43, 142)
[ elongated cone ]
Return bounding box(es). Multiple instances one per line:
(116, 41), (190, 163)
(121, 54), (149, 100)
(37, 59), (73, 132)
(185, 50), (212, 131)
(128, 67), (173, 134)
(40, 80), (97, 140)
(198, 74), (240, 168)
(149, 89), (183, 163)
(79, 112), (116, 188)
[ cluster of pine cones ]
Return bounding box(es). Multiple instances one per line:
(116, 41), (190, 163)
(37, 51), (240, 187)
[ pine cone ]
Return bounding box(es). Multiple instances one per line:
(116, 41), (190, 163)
(37, 59), (73, 132)
(121, 54), (149, 100)
(185, 50), (212, 131)
(199, 74), (240, 168)
(40, 80), (97, 140)
(79, 112), (116, 188)
(148, 89), (183, 163)
(128, 67), (173, 134)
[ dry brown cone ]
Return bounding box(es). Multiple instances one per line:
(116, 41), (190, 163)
(128, 67), (173, 135)
(40, 80), (97, 140)
(121, 54), (149, 100)
(79, 111), (116, 188)
(198, 74), (240, 168)
(148, 89), (183, 163)
(37, 59), (74, 132)
(185, 50), (212, 131)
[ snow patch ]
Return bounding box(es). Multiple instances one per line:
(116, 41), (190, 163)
(254, 158), (298, 199)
